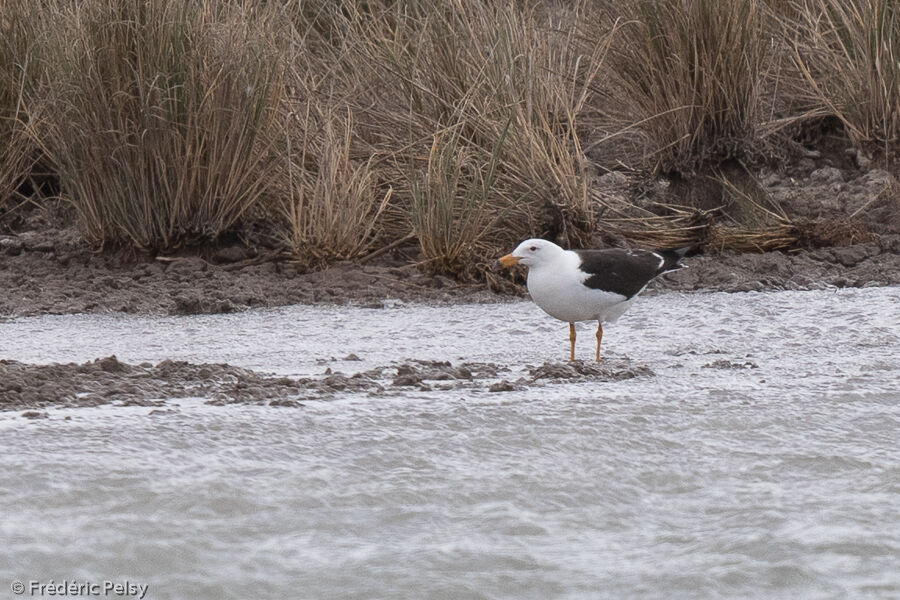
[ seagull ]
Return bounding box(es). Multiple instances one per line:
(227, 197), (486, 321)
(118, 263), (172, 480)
(492, 238), (689, 362)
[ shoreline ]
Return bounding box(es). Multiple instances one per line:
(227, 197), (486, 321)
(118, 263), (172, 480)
(3, 152), (900, 318)
(2, 282), (897, 415)
(1, 226), (898, 318)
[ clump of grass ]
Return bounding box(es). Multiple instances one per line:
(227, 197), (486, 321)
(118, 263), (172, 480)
(599, 200), (801, 252)
(361, 1), (612, 276)
(789, 0), (900, 152)
(272, 2), (398, 267)
(272, 0), (612, 277)
(602, 0), (767, 176)
(0, 0), (38, 214)
(31, 0), (286, 251)
(280, 104), (391, 268)
(410, 125), (505, 277)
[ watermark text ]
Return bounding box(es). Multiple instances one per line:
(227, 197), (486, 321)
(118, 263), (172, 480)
(11, 580), (148, 599)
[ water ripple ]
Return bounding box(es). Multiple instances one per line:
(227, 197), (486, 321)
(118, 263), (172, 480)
(1, 287), (899, 599)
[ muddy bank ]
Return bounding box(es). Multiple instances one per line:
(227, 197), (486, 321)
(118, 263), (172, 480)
(0, 221), (499, 317)
(0, 355), (653, 414)
(1, 217), (898, 317)
(2, 159), (899, 317)
(657, 234), (900, 293)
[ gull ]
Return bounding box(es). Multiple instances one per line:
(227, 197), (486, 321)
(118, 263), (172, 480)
(493, 238), (688, 361)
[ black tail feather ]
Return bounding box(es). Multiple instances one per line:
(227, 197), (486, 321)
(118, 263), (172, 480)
(657, 245), (697, 273)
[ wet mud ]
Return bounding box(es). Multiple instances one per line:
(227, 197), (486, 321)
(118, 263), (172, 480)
(0, 355), (654, 414)
(657, 234), (900, 294)
(0, 221), (499, 317)
(528, 359), (653, 381)
(2, 218), (898, 317)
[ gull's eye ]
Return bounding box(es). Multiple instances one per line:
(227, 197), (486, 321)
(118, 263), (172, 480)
(529, 246), (538, 252)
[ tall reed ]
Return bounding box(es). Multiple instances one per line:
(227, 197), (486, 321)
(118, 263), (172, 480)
(790, 0), (900, 151)
(0, 0), (37, 212)
(603, 0), (767, 175)
(32, 0), (286, 251)
(410, 124), (506, 277)
(274, 0), (612, 276)
(367, 1), (612, 274)
(281, 104), (391, 267)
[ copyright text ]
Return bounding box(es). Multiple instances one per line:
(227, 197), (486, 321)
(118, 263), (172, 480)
(10, 580), (148, 599)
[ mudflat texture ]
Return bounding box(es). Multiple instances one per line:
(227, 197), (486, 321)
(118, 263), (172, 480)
(1, 355), (652, 413)
(658, 234), (900, 293)
(0, 224), (501, 316)
(1, 220), (899, 317)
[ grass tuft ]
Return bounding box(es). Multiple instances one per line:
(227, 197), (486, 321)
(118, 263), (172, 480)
(31, 0), (286, 251)
(790, 0), (900, 151)
(602, 0), (768, 176)
(0, 0), (38, 214)
(280, 104), (391, 268)
(410, 125), (506, 277)
(377, 1), (611, 276)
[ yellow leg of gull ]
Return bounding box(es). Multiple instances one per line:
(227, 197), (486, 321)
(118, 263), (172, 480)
(595, 322), (603, 362)
(569, 323), (576, 362)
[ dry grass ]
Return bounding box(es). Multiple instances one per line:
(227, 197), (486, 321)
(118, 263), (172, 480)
(602, 203), (803, 252)
(368, 1), (611, 275)
(273, 2), (396, 267)
(601, 0), (768, 175)
(1, 0), (892, 276)
(280, 104), (392, 268)
(789, 0), (900, 151)
(0, 0), (38, 214)
(410, 125), (506, 277)
(599, 190), (876, 252)
(273, 0), (613, 277)
(30, 0), (286, 251)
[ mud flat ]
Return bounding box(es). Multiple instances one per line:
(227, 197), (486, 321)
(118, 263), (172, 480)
(1, 285), (896, 414)
(0, 355), (654, 414)
(658, 234), (900, 293)
(0, 222), (499, 317)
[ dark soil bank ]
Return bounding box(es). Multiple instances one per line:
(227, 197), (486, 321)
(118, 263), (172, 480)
(1, 355), (651, 414)
(659, 234), (900, 293)
(1, 217), (899, 317)
(0, 224), (499, 317)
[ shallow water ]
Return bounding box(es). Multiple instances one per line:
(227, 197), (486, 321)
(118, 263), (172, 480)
(1, 287), (899, 599)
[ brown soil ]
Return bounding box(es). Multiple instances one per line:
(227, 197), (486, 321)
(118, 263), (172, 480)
(0, 207), (498, 317)
(1, 355), (652, 414)
(1, 211), (898, 318)
(656, 234), (900, 293)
